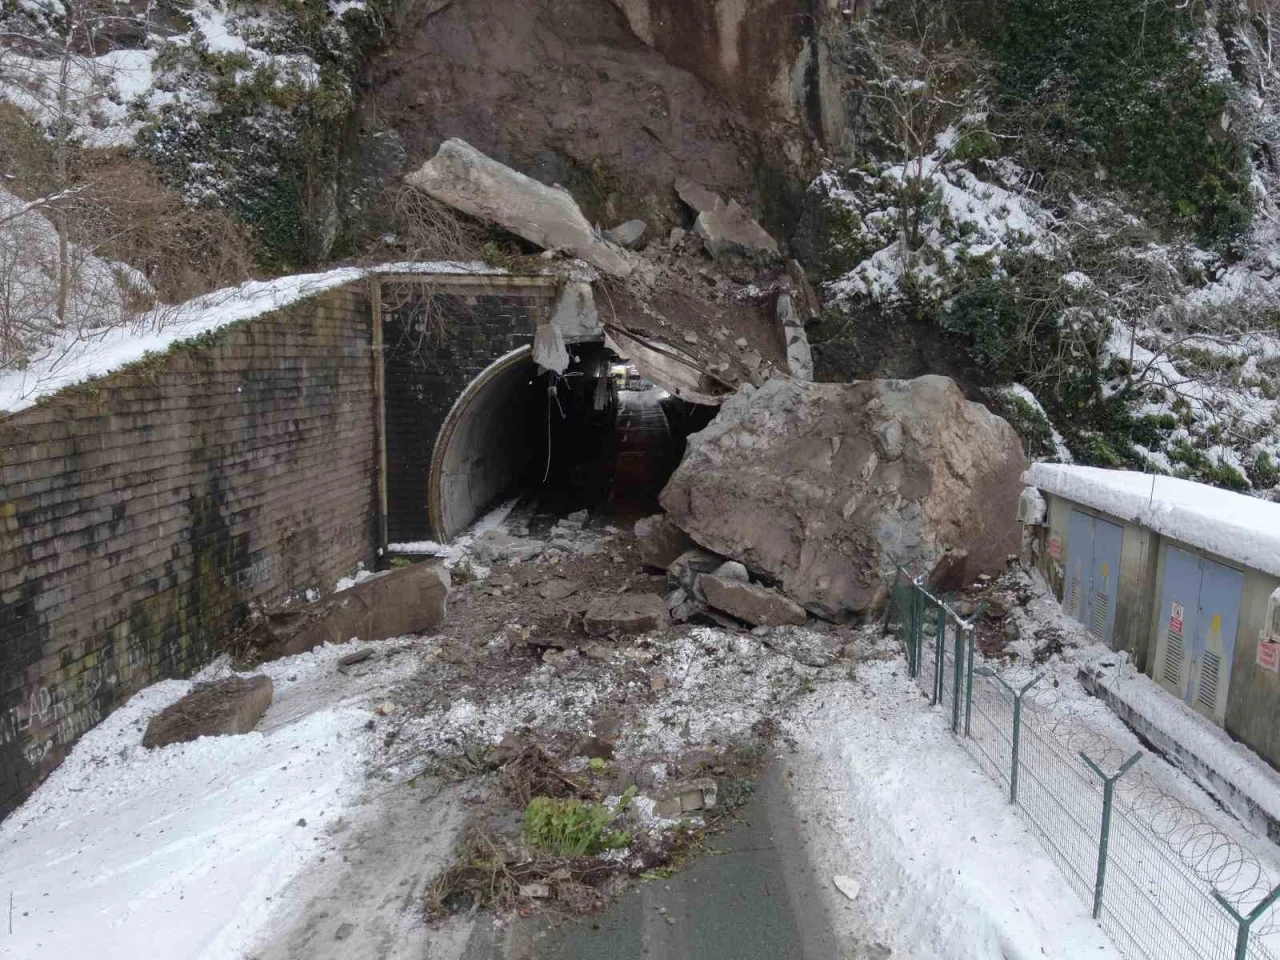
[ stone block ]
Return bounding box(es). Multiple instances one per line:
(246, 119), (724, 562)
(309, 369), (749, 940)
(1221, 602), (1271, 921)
(142, 675), (274, 749)
(583, 593), (668, 636)
(697, 573), (807, 627)
(634, 514), (697, 571)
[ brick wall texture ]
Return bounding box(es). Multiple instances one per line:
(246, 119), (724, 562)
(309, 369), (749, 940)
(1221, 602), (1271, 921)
(383, 279), (555, 542)
(0, 286), (378, 818)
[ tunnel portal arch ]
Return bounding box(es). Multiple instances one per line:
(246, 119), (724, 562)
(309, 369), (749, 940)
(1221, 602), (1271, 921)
(427, 345), (542, 543)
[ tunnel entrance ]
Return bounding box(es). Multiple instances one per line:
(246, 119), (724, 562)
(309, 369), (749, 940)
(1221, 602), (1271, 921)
(425, 340), (715, 543)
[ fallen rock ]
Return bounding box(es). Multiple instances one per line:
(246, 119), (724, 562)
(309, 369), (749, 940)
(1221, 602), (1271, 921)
(833, 876), (861, 902)
(232, 563), (450, 663)
(605, 219), (647, 249)
(674, 178), (780, 263)
(660, 376), (1026, 619)
(405, 139), (633, 278)
(471, 530), (545, 564)
(337, 648), (375, 674)
(698, 574), (807, 627)
(634, 514), (697, 570)
(777, 291), (814, 381)
(143, 675), (274, 749)
(927, 549), (969, 595)
(667, 548), (724, 599)
(652, 778), (718, 818)
(712, 560), (749, 583)
(539, 579), (578, 601)
(665, 587), (701, 624)
(583, 593), (668, 636)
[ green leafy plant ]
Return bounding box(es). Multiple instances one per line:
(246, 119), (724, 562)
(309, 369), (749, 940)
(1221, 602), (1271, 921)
(522, 793), (632, 858)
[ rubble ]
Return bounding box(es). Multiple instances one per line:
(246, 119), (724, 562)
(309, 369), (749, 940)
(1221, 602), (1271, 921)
(673, 178), (780, 263)
(651, 778), (718, 818)
(634, 514), (697, 570)
(667, 548), (724, 599)
(660, 376), (1026, 619)
(699, 574), (808, 628)
(583, 593), (668, 636)
(605, 219), (647, 249)
(405, 139), (633, 278)
(471, 530), (546, 564)
(142, 675), (274, 749)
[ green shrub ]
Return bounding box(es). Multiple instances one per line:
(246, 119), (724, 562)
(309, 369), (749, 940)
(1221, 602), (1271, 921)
(523, 794), (632, 858)
(1250, 452), (1280, 490)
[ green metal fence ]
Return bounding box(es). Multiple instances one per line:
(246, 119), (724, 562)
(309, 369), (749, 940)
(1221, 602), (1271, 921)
(890, 569), (1280, 960)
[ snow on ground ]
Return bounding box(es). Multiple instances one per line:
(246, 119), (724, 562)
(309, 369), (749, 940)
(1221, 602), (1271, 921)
(784, 656), (1122, 960)
(0, 261), (504, 414)
(0, 637), (420, 960)
(1085, 657), (1280, 839)
(1026, 462), (1280, 576)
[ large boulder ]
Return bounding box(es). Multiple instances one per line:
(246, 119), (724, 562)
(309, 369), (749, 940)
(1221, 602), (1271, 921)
(143, 675), (274, 749)
(659, 376), (1026, 619)
(405, 139), (633, 278)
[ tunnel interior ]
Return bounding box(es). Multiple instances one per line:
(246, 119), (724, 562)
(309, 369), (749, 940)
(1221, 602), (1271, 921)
(427, 340), (716, 542)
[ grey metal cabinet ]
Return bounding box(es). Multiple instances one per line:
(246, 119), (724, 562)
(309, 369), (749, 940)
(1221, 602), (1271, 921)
(1064, 510), (1123, 645)
(1153, 544), (1243, 724)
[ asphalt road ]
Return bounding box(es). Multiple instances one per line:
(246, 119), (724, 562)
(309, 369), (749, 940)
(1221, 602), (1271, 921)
(476, 762), (844, 960)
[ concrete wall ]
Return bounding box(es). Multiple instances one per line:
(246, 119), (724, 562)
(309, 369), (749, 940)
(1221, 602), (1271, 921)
(382, 276), (557, 543)
(1041, 493), (1157, 666)
(0, 287), (377, 817)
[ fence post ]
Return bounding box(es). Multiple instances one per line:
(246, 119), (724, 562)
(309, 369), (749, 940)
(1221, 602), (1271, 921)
(933, 604), (946, 706)
(1212, 883), (1280, 960)
(1081, 751), (1143, 921)
(963, 623), (975, 737)
(979, 670), (1043, 804)
(951, 615), (964, 732)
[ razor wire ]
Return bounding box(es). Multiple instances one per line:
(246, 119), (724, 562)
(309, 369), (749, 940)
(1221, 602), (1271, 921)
(891, 570), (1280, 960)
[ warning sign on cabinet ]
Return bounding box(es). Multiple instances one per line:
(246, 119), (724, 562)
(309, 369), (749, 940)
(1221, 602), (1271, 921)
(1259, 641), (1280, 673)
(1170, 602), (1185, 636)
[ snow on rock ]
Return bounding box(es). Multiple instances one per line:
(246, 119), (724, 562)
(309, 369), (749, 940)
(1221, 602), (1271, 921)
(0, 638), (420, 960)
(1025, 463), (1280, 577)
(784, 658), (1121, 960)
(0, 261), (504, 415)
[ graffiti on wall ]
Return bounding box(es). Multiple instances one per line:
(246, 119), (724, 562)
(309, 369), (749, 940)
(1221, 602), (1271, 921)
(0, 665), (109, 766)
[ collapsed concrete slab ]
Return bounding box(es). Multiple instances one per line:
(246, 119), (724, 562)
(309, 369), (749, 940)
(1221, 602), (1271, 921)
(233, 562), (451, 664)
(406, 139), (634, 278)
(660, 376), (1026, 619)
(143, 675), (274, 749)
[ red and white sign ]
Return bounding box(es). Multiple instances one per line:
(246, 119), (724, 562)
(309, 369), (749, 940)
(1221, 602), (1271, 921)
(1259, 641), (1280, 674)
(1048, 537), (1062, 559)
(1170, 602), (1185, 636)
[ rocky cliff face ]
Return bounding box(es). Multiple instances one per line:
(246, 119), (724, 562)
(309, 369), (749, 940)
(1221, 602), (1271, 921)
(356, 0), (845, 239)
